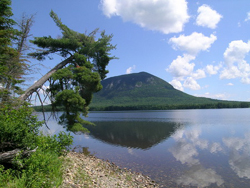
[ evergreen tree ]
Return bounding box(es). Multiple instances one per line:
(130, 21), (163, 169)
(0, 0), (19, 102)
(19, 10), (116, 132)
(0, 1), (34, 103)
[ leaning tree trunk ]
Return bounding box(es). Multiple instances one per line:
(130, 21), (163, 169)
(18, 56), (73, 101)
(0, 57), (73, 164)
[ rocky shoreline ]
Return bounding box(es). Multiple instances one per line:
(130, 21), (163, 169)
(60, 151), (159, 188)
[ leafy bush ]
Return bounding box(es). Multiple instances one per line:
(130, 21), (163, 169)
(36, 132), (73, 156)
(0, 104), (73, 187)
(0, 104), (42, 150)
(0, 151), (63, 188)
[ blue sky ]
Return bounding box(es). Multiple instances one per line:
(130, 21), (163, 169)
(11, 0), (250, 102)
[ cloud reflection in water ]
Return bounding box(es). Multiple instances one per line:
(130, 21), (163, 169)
(176, 165), (224, 187)
(223, 132), (250, 179)
(170, 128), (224, 187)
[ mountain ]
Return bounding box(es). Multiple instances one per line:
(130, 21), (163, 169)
(90, 72), (249, 110)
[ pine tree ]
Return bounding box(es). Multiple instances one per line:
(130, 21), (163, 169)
(19, 10), (116, 132)
(0, 0), (19, 102)
(0, 1), (34, 103)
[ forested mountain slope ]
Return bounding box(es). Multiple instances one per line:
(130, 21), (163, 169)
(90, 72), (249, 110)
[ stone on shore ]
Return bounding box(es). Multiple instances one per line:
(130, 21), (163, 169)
(60, 151), (159, 188)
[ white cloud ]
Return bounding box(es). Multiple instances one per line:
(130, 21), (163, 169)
(224, 40), (250, 66)
(241, 77), (250, 84)
(183, 77), (201, 90)
(126, 65), (136, 74)
(206, 64), (221, 75)
(245, 12), (250, 22)
(128, 148), (137, 156)
(167, 32), (217, 91)
(185, 129), (208, 149)
(171, 128), (224, 187)
(220, 40), (250, 83)
(196, 4), (222, 29)
(210, 142), (223, 153)
(223, 133), (250, 179)
(229, 152), (250, 179)
(169, 32), (217, 55)
(214, 93), (228, 100)
(227, 83), (234, 86)
(220, 66), (241, 79)
(196, 92), (229, 100)
(170, 129), (202, 166)
(100, 0), (190, 34)
(172, 129), (185, 140)
(176, 166), (224, 187)
(192, 69), (206, 79)
(170, 79), (184, 91)
(223, 137), (246, 151)
(169, 141), (199, 165)
(167, 54), (207, 91)
(167, 54), (195, 79)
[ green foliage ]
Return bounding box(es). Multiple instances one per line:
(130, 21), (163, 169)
(0, 0), (20, 102)
(0, 104), (42, 150)
(57, 111), (94, 133)
(0, 0), (16, 46)
(0, 151), (63, 188)
(29, 10), (116, 132)
(0, 0), (33, 103)
(54, 90), (86, 112)
(0, 104), (73, 187)
(35, 132), (73, 156)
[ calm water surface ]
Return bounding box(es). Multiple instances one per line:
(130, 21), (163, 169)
(38, 109), (250, 188)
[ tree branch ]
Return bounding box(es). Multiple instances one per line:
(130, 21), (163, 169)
(35, 90), (50, 130)
(18, 56), (73, 101)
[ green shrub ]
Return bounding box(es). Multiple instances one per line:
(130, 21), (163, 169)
(0, 104), (73, 187)
(0, 104), (42, 150)
(36, 132), (73, 156)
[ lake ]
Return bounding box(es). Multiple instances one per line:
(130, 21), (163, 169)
(37, 108), (250, 187)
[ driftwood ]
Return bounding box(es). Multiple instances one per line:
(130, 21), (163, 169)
(0, 147), (37, 164)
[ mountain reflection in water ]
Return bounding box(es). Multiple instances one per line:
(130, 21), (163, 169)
(38, 109), (250, 188)
(84, 121), (181, 149)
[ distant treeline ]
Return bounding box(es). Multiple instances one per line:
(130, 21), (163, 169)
(89, 102), (250, 111)
(33, 102), (250, 112)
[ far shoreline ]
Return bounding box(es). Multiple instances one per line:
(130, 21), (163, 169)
(33, 102), (250, 112)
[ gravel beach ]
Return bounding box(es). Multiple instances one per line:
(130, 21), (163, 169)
(60, 151), (159, 188)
